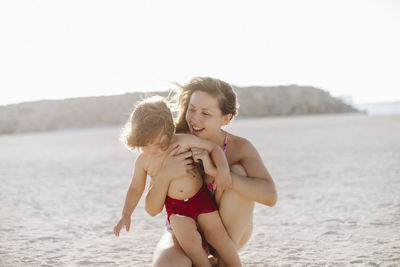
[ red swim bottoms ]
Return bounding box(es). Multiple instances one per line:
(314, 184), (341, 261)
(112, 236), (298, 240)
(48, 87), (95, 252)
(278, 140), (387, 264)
(165, 185), (217, 222)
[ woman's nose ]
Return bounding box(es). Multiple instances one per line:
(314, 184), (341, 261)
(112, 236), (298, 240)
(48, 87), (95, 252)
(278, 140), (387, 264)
(191, 112), (200, 124)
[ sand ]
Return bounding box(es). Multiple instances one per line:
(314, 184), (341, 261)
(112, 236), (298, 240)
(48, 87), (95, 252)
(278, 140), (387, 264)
(0, 113), (399, 266)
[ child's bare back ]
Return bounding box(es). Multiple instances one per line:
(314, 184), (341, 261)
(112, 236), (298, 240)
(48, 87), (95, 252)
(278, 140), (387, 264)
(141, 134), (204, 200)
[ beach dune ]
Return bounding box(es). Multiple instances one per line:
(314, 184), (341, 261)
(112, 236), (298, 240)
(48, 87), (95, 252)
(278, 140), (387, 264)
(0, 114), (399, 266)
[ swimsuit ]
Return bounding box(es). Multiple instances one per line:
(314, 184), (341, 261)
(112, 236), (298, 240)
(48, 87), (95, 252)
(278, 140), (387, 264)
(165, 184), (217, 222)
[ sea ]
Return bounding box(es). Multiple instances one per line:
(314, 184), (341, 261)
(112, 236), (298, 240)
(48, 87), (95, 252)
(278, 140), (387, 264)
(354, 101), (400, 115)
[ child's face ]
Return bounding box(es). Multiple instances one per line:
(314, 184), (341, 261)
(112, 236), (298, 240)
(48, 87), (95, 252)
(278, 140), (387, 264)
(141, 135), (167, 157)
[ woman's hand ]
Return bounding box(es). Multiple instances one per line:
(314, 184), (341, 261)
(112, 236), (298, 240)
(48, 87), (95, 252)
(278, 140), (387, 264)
(155, 145), (195, 182)
(113, 214), (131, 237)
(191, 147), (217, 177)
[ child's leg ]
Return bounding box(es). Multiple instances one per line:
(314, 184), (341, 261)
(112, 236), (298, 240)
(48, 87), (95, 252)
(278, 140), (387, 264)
(169, 214), (212, 267)
(197, 211), (242, 267)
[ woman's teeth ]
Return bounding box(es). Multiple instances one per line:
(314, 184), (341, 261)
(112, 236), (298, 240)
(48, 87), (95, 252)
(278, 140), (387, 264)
(192, 126), (204, 131)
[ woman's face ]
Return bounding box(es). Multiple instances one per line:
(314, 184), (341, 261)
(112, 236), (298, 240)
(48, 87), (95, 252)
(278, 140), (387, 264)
(186, 91), (229, 139)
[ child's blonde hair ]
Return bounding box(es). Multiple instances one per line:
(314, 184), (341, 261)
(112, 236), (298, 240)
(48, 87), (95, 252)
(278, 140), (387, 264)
(121, 96), (175, 151)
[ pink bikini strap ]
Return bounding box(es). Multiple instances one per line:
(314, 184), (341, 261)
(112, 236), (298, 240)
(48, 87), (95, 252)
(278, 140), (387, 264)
(206, 182), (214, 193)
(223, 131), (228, 152)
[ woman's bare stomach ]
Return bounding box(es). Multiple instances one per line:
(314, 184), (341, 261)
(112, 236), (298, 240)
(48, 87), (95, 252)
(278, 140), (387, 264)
(167, 171), (203, 200)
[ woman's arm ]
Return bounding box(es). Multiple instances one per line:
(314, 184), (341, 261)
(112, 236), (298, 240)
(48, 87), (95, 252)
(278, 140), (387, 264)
(232, 138), (277, 207)
(145, 147), (195, 216)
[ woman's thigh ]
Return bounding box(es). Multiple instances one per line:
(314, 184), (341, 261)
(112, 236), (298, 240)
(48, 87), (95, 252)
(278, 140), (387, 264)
(152, 230), (192, 267)
(238, 217), (253, 249)
(218, 164), (254, 249)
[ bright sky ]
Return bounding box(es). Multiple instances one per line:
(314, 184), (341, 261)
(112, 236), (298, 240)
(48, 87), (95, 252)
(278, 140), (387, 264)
(1, 0), (399, 106)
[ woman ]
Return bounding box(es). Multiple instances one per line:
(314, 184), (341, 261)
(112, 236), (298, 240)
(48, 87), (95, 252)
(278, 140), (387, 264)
(145, 77), (277, 266)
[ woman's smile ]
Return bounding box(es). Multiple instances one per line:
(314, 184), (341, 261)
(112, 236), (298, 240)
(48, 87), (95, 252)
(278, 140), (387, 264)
(191, 125), (205, 135)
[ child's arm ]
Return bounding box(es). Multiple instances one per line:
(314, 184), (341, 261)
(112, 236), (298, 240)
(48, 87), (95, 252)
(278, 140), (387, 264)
(180, 134), (232, 193)
(113, 154), (147, 237)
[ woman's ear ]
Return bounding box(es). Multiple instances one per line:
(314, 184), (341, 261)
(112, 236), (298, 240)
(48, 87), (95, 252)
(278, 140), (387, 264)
(222, 113), (232, 126)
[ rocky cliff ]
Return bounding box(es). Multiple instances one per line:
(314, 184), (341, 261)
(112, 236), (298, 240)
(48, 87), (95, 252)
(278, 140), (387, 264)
(0, 86), (358, 134)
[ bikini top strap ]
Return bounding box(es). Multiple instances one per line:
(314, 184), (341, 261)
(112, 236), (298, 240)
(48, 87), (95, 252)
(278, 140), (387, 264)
(223, 131), (228, 152)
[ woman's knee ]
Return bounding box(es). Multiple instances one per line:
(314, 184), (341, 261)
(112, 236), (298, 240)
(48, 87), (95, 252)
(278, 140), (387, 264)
(237, 223), (253, 249)
(153, 248), (192, 267)
(153, 254), (191, 267)
(230, 164), (247, 176)
(152, 232), (192, 267)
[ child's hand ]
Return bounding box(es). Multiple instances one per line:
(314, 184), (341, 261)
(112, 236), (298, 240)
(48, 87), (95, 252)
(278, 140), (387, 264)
(215, 171), (232, 194)
(113, 215), (131, 237)
(191, 148), (217, 177)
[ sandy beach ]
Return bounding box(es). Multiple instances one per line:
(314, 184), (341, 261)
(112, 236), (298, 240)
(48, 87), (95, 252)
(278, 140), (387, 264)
(1, 113), (399, 266)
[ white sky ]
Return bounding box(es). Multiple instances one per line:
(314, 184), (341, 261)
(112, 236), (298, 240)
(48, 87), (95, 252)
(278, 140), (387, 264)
(1, 0), (399, 106)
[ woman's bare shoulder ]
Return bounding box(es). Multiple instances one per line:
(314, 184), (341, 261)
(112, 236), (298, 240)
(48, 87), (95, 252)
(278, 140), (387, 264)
(228, 133), (254, 151)
(227, 133), (262, 164)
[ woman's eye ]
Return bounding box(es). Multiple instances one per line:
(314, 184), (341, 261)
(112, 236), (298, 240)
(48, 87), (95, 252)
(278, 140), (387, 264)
(202, 112), (209, 116)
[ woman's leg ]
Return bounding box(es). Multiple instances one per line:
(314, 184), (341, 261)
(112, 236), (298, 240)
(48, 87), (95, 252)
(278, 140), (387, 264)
(238, 217), (253, 249)
(169, 214), (212, 267)
(152, 229), (192, 267)
(218, 164), (254, 249)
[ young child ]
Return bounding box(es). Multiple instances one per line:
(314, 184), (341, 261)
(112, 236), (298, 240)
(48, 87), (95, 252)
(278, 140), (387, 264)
(113, 97), (242, 267)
